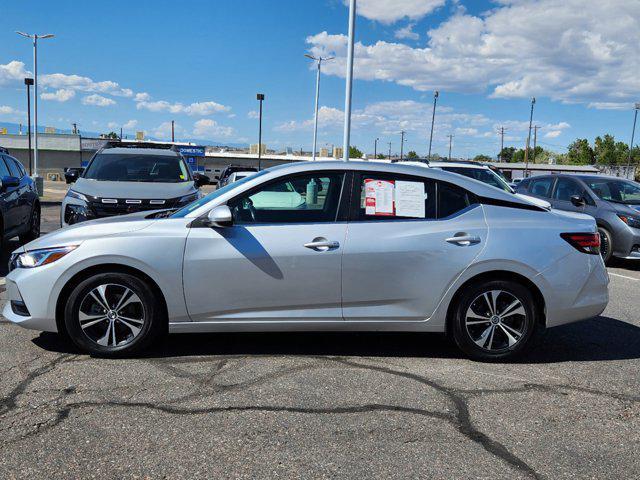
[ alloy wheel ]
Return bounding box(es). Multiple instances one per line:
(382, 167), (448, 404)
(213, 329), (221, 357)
(78, 283), (146, 348)
(465, 289), (527, 352)
(598, 228), (610, 260)
(31, 209), (40, 237)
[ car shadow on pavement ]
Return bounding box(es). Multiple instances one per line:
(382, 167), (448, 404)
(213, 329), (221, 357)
(32, 315), (640, 363)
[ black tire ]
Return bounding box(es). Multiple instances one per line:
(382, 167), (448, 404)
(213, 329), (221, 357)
(598, 226), (613, 264)
(19, 204), (40, 244)
(64, 272), (165, 357)
(451, 279), (540, 361)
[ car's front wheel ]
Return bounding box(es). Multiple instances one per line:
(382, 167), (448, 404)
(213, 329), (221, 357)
(451, 279), (540, 361)
(64, 273), (164, 356)
(598, 227), (613, 264)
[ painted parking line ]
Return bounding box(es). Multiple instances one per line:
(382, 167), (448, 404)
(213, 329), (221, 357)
(608, 272), (639, 281)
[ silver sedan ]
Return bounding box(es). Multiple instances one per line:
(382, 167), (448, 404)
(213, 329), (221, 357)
(4, 161), (609, 360)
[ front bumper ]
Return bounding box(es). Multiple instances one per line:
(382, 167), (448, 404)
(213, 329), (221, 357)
(3, 277), (58, 332)
(613, 225), (640, 260)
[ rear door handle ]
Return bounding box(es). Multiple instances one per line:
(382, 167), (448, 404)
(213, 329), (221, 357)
(304, 239), (340, 251)
(446, 235), (481, 246)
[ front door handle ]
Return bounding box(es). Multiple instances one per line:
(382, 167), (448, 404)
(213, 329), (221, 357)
(304, 238), (340, 251)
(446, 234), (481, 246)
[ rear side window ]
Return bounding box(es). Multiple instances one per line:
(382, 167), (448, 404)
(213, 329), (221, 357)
(4, 157), (20, 177)
(14, 159), (27, 177)
(0, 156), (10, 177)
(438, 182), (472, 218)
(353, 172), (436, 221)
(528, 178), (554, 198)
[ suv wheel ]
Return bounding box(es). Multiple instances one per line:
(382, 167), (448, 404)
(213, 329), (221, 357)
(64, 273), (164, 356)
(19, 205), (40, 244)
(451, 280), (539, 361)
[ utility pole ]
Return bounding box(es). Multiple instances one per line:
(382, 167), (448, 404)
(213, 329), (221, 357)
(342, 0), (357, 161)
(499, 127), (505, 162)
(171, 120), (175, 143)
(523, 97), (536, 177)
(120, 127), (123, 141)
(627, 103), (640, 176)
(388, 141), (392, 161)
(532, 125), (541, 163)
(72, 123), (78, 134)
(257, 94), (265, 170)
(399, 131), (406, 161)
(374, 137), (379, 159)
(305, 55), (334, 161)
(428, 90), (439, 160)
(24, 78), (34, 176)
(447, 134), (454, 161)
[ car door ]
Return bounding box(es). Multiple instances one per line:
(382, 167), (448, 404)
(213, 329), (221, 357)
(6, 157), (31, 225)
(341, 172), (488, 321)
(550, 177), (596, 215)
(525, 176), (555, 202)
(183, 170), (348, 322)
(0, 156), (20, 234)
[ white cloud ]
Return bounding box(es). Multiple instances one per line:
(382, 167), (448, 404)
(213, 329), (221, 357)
(347, 0), (445, 24)
(82, 94), (116, 107)
(0, 105), (19, 115)
(247, 110), (259, 119)
(40, 88), (75, 102)
(150, 121), (185, 139)
(107, 122), (119, 129)
(123, 119), (138, 129)
(193, 119), (235, 138)
(0, 61), (30, 85)
(41, 73), (133, 97)
(395, 23), (419, 41)
(134, 92), (151, 102)
(544, 130), (562, 139)
(308, 1), (640, 107)
(136, 99), (231, 116)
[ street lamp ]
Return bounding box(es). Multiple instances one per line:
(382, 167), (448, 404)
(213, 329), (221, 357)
(428, 90), (439, 160)
(374, 137), (379, 159)
(256, 93), (265, 170)
(305, 54), (334, 161)
(523, 96), (536, 178)
(16, 31), (54, 188)
(342, 0), (357, 162)
(24, 78), (34, 175)
(626, 103), (640, 176)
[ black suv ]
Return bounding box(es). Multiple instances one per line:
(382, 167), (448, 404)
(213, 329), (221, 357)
(0, 147), (40, 249)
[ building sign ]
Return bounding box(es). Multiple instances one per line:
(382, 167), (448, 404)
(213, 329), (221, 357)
(178, 146), (205, 172)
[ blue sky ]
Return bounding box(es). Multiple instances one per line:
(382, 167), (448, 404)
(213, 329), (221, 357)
(1, 0), (639, 158)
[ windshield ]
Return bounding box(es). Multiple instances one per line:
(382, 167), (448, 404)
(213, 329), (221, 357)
(441, 166), (513, 193)
(585, 178), (640, 205)
(171, 169), (270, 218)
(84, 154), (190, 183)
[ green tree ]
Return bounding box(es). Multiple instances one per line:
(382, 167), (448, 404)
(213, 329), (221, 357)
(349, 146), (363, 158)
(406, 151), (419, 159)
(498, 147), (516, 162)
(594, 134), (618, 165)
(103, 131), (119, 139)
(566, 138), (595, 165)
(473, 154), (493, 162)
(376, 153), (386, 159)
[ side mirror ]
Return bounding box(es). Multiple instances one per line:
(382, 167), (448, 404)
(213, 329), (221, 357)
(570, 195), (586, 207)
(1, 176), (20, 189)
(205, 205), (233, 228)
(193, 172), (210, 188)
(64, 171), (78, 184)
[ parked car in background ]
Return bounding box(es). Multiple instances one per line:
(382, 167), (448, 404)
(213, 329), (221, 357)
(515, 174), (640, 263)
(227, 171), (256, 184)
(0, 147), (40, 249)
(61, 143), (209, 227)
(218, 165), (258, 188)
(5, 161), (607, 361)
(63, 167), (85, 184)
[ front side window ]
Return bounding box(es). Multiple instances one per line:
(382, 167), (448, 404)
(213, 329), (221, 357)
(4, 157), (20, 177)
(585, 178), (640, 205)
(0, 156), (11, 177)
(84, 153), (190, 183)
(228, 172), (345, 224)
(528, 178), (554, 198)
(553, 178), (585, 202)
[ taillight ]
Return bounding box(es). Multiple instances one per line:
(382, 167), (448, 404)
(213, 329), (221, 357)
(561, 232), (601, 255)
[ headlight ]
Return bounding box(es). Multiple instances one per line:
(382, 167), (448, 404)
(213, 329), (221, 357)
(66, 189), (88, 203)
(13, 246), (77, 269)
(618, 214), (640, 229)
(178, 192), (200, 206)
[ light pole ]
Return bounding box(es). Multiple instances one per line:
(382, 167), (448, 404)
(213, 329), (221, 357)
(447, 134), (454, 161)
(428, 90), (439, 160)
(374, 137), (379, 159)
(626, 103), (640, 176)
(342, 0), (357, 162)
(16, 31), (54, 186)
(388, 141), (392, 160)
(24, 78), (34, 175)
(523, 97), (536, 178)
(256, 93), (265, 170)
(399, 131), (406, 162)
(305, 54), (334, 161)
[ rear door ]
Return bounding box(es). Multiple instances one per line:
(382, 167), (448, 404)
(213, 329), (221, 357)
(6, 157), (31, 225)
(0, 156), (20, 234)
(526, 177), (556, 202)
(341, 172), (487, 322)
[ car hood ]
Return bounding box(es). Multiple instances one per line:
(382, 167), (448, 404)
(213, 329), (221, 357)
(15, 211), (157, 254)
(514, 193), (551, 210)
(72, 178), (196, 199)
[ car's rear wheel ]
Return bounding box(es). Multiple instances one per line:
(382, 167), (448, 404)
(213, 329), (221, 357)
(451, 280), (539, 361)
(64, 273), (164, 356)
(19, 205), (40, 244)
(598, 227), (613, 264)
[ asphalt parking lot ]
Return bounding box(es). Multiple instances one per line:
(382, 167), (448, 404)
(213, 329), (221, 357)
(0, 205), (638, 479)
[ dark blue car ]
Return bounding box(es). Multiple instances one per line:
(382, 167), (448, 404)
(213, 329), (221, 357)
(0, 147), (40, 249)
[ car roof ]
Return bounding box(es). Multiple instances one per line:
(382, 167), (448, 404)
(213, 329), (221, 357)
(428, 161), (491, 170)
(99, 147), (179, 156)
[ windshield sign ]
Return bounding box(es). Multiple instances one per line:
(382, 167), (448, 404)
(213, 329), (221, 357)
(83, 154), (190, 183)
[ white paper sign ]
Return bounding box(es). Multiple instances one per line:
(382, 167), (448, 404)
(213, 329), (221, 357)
(365, 179), (395, 216)
(395, 181), (425, 218)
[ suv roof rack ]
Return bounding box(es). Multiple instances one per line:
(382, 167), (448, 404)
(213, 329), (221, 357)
(0, 146), (9, 154)
(102, 141), (177, 151)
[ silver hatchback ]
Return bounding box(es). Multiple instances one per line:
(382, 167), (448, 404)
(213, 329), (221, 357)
(5, 161), (608, 360)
